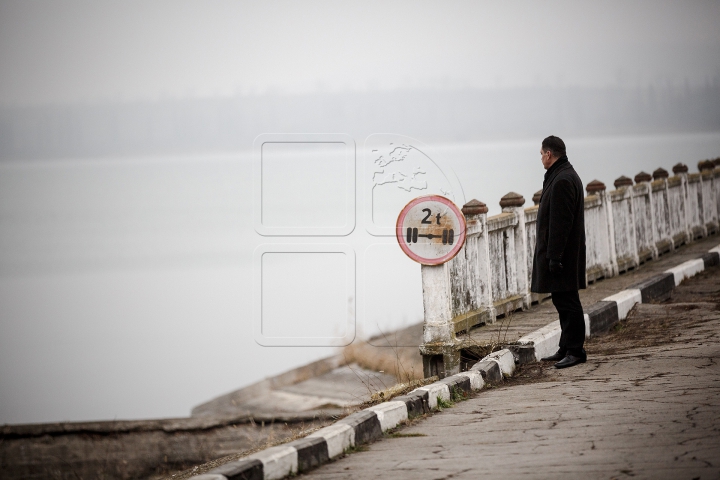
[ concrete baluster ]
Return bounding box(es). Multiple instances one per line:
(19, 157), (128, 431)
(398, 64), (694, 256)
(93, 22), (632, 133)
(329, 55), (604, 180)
(713, 158), (720, 221)
(653, 167), (674, 252)
(532, 190), (543, 206)
(698, 160), (715, 236)
(587, 180), (618, 278)
(698, 160), (718, 234)
(635, 171), (659, 259)
(500, 192), (531, 309)
(527, 190), (544, 302)
(714, 158), (720, 222)
(613, 176), (633, 188)
(462, 199), (495, 324)
(672, 163), (693, 244)
(420, 260), (458, 379)
(613, 175), (640, 269)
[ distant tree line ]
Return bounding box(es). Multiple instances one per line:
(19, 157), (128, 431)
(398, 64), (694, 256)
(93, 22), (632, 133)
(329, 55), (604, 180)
(1, 84), (719, 160)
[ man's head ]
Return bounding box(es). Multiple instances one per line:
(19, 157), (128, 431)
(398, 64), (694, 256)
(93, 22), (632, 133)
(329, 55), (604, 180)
(540, 135), (566, 170)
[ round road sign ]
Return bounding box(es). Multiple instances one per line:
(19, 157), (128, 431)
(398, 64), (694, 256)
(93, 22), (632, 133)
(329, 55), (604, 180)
(396, 195), (466, 265)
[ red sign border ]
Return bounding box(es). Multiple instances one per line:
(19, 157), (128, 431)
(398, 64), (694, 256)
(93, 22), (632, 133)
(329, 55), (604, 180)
(396, 195), (467, 266)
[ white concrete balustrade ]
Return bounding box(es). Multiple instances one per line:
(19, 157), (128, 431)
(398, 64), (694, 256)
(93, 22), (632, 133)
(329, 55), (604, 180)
(419, 160), (720, 377)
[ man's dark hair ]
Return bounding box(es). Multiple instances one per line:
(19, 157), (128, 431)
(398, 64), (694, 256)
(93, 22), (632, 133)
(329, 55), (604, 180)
(542, 135), (566, 158)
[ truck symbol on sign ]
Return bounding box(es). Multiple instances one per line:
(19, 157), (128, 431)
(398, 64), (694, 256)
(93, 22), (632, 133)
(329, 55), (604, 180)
(405, 227), (455, 245)
(396, 195), (466, 265)
(405, 208), (455, 244)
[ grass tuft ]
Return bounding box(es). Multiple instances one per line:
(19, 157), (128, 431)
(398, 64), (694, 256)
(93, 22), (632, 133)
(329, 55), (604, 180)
(386, 432), (427, 438)
(450, 386), (467, 402)
(362, 376), (438, 407)
(344, 444), (369, 454)
(436, 396), (454, 410)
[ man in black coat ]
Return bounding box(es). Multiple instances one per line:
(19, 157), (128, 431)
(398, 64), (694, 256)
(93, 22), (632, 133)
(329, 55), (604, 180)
(531, 136), (587, 368)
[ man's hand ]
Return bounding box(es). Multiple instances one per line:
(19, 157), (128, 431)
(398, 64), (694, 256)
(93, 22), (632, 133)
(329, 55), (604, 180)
(549, 259), (564, 273)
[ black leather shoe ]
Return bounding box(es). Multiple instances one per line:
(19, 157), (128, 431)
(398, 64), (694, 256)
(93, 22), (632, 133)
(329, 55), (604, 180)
(540, 350), (566, 362)
(554, 354), (587, 369)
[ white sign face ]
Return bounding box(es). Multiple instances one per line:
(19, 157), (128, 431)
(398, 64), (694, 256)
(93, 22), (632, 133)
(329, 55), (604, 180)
(396, 195), (466, 265)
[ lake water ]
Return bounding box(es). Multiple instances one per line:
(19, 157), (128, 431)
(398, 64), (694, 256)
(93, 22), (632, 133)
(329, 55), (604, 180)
(1, 131), (719, 424)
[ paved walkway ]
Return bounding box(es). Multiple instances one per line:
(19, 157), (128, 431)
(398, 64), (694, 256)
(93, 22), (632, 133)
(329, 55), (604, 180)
(302, 269), (720, 479)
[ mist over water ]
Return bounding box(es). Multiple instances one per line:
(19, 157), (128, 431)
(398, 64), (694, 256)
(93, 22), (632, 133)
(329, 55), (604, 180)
(1, 132), (719, 424)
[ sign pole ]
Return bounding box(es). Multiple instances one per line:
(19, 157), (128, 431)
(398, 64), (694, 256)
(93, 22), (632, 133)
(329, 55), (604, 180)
(396, 195), (467, 378)
(419, 262), (460, 378)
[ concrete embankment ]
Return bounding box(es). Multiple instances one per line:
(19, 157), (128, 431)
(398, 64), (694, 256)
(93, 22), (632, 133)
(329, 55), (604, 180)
(0, 413), (335, 480)
(0, 339), (418, 480)
(0, 319), (419, 480)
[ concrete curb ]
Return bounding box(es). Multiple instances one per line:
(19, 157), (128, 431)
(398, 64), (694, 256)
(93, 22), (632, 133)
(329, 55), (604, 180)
(666, 258), (705, 286)
(193, 367), (482, 480)
(629, 272), (675, 303)
(603, 289), (642, 320)
(468, 359), (502, 382)
(479, 348), (516, 376)
(516, 321), (561, 362)
(190, 245), (720, 480)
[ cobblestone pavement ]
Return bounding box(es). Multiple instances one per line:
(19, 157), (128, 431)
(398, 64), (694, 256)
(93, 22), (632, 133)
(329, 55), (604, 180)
(302, 270), (720, 480)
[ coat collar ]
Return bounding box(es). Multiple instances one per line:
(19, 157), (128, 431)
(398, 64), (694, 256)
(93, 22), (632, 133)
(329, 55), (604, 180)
(542, 155), (571, 190)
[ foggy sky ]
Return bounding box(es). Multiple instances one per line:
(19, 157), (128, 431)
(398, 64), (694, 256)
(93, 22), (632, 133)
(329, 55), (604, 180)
(1, 0), (719, 106)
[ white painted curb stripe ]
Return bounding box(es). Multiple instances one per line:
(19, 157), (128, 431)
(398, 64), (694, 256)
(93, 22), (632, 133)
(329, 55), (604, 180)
(366, 401), (408, 431)
(583, 313), (591, 338)
(603, 289), (641, 320)
(666, 258), (705, 286)
(455, 371), (484, 390)
(412, 383), (450, 410)
(518, 320), (561, 361)
(709, 244), (720, 255)
(480, 348), (515, 376)
(308, 423), (354, 459)
(249, 445), (297, 480)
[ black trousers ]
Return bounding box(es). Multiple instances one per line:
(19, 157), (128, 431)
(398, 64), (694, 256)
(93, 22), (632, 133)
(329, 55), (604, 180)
(551, 290), (585, 356)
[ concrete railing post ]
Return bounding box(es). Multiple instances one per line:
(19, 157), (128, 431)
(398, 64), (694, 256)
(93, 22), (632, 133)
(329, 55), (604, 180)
(532, 190), (543, 206)
(525, 190), (545, 302)
(462, 199), (495, 323)
(613, 176), (633, 189)
(672, 163), (693, 244)
(698, 160), (719, 234)
(652, 167), (674, 253)
(587, 180), (618, 278)
(500, 192), (531, 309)
(714, 159), (720, 223)
(687, 169), (706, 238)
(713, 158), (720, 221)
(635, 171), (659, 259)
(420, 261), (458, 379)
(613, 175), (640, 270)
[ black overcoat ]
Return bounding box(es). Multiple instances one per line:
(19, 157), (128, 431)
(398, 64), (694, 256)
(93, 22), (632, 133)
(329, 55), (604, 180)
(531, 157), (587, 293)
